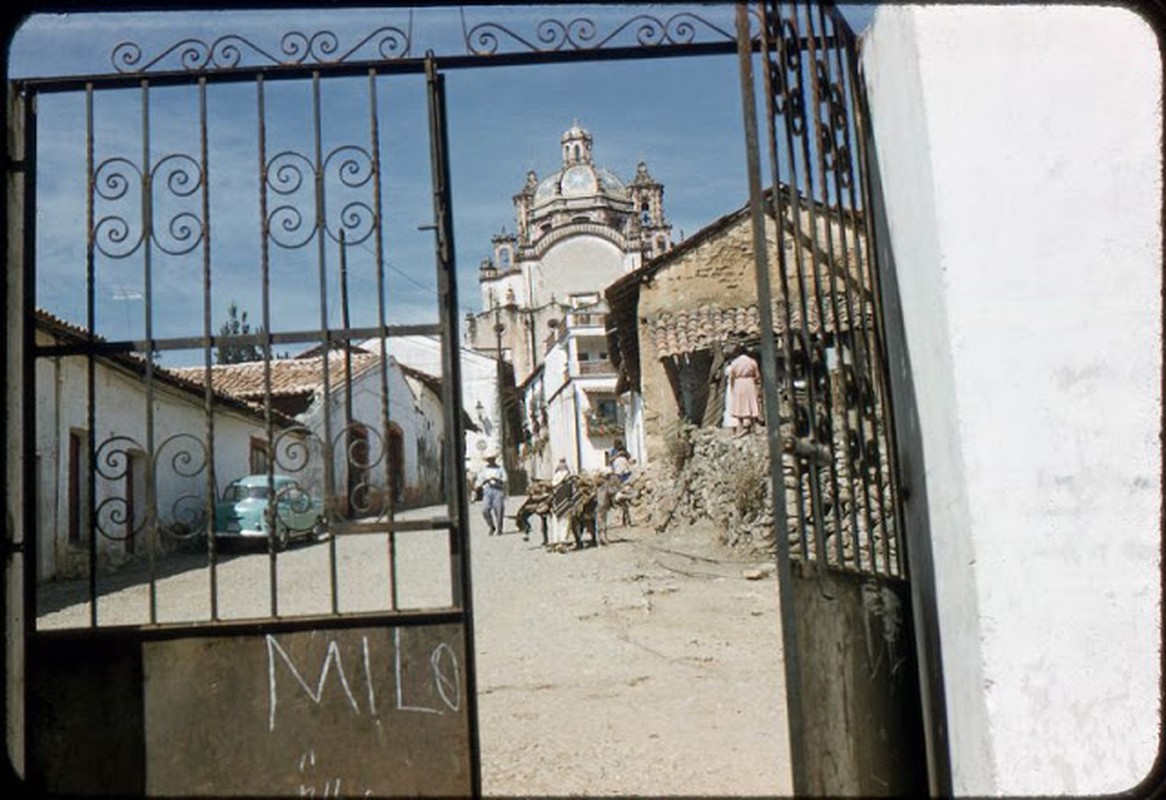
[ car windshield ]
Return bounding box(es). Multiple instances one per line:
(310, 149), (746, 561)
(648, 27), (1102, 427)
(223, 483), (271, 502)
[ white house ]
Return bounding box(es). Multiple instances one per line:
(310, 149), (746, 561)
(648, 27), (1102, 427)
(367, 334), (500, 479)
(172, 346), (442, 515)
(398, 362), (450, 507)
(34, 309), (292, 581)
(523, 298), (623, 476)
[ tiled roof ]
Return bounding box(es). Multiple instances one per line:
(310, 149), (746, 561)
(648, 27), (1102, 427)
(33, 308), (298, 427)
(170, 352), (383, 399)
(649, 299), (866, 359)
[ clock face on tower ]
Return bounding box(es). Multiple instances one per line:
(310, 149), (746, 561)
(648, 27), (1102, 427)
(562, 165), (596, 196)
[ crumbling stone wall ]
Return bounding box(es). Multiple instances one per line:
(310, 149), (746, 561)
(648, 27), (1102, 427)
(633, 423), (897, 569)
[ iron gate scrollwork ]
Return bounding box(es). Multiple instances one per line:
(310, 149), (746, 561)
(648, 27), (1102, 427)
(17, 30), (479, 794)
(738, 1), (948, 795)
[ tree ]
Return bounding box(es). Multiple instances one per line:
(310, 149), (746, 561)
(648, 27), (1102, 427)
(216, 301), (264, 364)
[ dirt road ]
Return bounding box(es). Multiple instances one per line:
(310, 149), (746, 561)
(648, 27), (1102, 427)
(35, 499), (791, 795)
(473, 509), (791, 796)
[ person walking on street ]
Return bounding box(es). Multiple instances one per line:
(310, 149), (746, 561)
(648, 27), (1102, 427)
(476, 454), (508, 535)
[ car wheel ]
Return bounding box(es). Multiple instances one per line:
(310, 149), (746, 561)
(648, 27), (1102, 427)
(275, 523), (290, 551)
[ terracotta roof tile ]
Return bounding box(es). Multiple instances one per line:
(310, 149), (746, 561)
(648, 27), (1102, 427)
(170, 352), (383, 399)
(649, 298), (868, 359)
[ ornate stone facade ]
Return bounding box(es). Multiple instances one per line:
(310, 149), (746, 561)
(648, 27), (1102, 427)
(465, 123), (672, 386)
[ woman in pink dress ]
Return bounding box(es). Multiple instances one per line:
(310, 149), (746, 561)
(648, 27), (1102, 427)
(727, 347), (762, 435)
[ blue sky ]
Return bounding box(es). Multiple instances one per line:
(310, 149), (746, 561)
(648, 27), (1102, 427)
(9, 3), (875, 362)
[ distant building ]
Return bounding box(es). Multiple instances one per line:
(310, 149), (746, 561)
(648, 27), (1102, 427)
(34, 309), (293, 580)
(605, 190), (869, 467)
(465, 122), (672, 476)
(361, 335), (494, 481)
(520, 299), (623, 476)
(172, 346), (442, 514)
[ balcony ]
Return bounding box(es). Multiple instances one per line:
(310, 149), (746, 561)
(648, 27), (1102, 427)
(584, 410), (624, 439)
(568, 312), (606, 328)
(576, 359), (615, 376)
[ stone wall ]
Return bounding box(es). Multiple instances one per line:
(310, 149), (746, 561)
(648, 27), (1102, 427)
(636, 215), (778, 464)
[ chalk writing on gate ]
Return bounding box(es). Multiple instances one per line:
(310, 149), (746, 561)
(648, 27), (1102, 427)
(295, 748), (375, 797)
(266, 629), (461, 732)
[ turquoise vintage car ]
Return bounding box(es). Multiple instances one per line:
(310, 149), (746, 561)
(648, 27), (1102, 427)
(213, 474), (327, 549)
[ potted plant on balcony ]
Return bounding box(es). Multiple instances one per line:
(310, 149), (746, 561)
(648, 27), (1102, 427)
(585, 408), (624, 439)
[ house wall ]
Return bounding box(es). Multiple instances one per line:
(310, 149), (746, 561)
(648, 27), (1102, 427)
(373, 335), (498, 476)
(862, 6), (1160, 794)
(405, 376), (447, 506)
(636, 215), (778, 463)
(542, 341), (576, 472)
(298, 359), (430, 511)
(520, 369), (560, 482)
(35, 331), (272, 581)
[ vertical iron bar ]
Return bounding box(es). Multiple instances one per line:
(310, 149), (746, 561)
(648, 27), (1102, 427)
(775, 1), (829, 568)
(759, 13), (809, 563)
(311, 71), (340, 616)
(426, 54), (481, 797)
(340, 229), (354, 523)
(816, 4), (881, 575)
(737, 5), (806, 793)
(842, 21), (903, 577)
(85, 84), (98, 626)
(806, 1), (864, 570)
(13, 78), (37, 776)
(257, 74), (278, 618)
(799, 0), (848, 569)
(140, 79), (159, 625)
(198, 76), (219, 619)
(367, 67), (399, 610)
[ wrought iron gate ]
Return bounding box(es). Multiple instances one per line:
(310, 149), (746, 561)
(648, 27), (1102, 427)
(3, 2), (947, 796)
(737, 1), (950, 795)
(9, 40), (480, 795)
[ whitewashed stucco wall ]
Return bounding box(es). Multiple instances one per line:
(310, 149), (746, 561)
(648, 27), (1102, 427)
(35, 334), (272, 580)
(862, 6), (1160, 794)
(532, 237), (624, 305)
(370, 335), (499, 473)
(298, 359), (426, 508)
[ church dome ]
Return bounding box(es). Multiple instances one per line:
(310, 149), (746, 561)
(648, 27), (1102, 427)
(531, 124), (630, 209)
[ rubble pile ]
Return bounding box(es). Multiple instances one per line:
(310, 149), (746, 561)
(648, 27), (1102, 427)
(631, 427), (779, 556)
(633, 425), (899, 567)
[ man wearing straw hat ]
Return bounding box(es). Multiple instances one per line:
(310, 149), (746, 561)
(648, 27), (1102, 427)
(475, 453), (508, 535)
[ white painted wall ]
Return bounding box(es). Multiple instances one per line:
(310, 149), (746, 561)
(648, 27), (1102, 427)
(532, 236), (624, 306)
(368, 335), (499, 474)
(403, 374), (448, 505)
(862, 6), (1160, 794)
(35, 328), (274, 580)
(296, 357), (432, 510)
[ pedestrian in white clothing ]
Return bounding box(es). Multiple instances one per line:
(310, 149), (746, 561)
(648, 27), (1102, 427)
(476, 454), (507, 535)
(548, 458), (574, 546)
